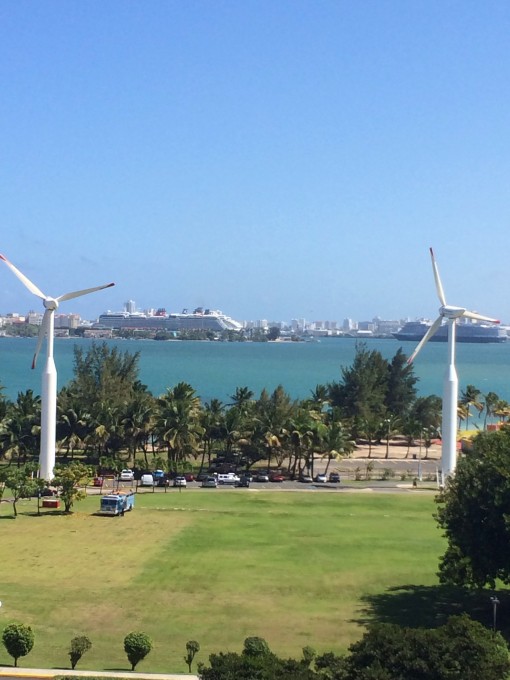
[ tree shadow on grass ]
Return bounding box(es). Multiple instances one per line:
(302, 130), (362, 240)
(356, 584), (510, 640)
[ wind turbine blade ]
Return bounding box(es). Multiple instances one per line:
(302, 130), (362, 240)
(407, 316), (443, 364)
(429, 247), (447, 307)
(32, 310), (51, 369)
(462, 310), (500, 324)
(0, 254), (46, 299)
(57, 282), (115, 303)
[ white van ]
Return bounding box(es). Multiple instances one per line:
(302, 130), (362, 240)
(140, 474), (154, 486)
(217, 473), (240, 485)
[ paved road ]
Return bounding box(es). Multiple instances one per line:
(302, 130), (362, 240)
(0, 669), (197, 680)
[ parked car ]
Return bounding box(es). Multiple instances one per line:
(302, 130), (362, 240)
(235, 475), (251, 488)
(140, 474), (155, 487)
(329, 472), (341, 483)
(184, 473), (195, 482)
(201, 476), (218, 488)
(299, 474), (313, 483)
(254, 472), (270, 482)
(270, 474), (285, 483)
(173, 476), (187, 488)
(119, 469), (134, 481)
(315, 473), (328, 483)
(92, 476), (103, 487)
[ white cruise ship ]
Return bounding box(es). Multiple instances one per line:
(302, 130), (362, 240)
(95, 307), (243, 332)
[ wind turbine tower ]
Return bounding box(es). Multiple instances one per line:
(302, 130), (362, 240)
(0, 254), (114, 480)
(407, 248), (499, 483)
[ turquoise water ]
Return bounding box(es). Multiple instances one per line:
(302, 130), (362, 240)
(1, 337), (510, 407)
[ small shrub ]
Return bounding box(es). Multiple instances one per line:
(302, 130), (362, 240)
(2, 622), (34, 667)
(243, 636), (270, 657)
(184, 639), (200, 672)
(69, 635), (92, 669)
(381, 468), (395, 480)
(123, 631), (152, 670)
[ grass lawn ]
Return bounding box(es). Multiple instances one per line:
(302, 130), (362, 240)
(0, 489), (445, 673)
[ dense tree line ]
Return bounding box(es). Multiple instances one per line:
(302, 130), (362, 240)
(197, 619), (510, 679)
(0, 342), (505, 475)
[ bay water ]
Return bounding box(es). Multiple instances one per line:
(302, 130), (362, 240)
(1, 338), (510, 416)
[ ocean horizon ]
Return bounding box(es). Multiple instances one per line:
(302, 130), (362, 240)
(1, 337), (510, 420)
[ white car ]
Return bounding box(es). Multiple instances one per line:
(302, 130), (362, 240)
(315, 473), (328, 483)
(173, 476), (187, 488)
(119, 469), (134, 481)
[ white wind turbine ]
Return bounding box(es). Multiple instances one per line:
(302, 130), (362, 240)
(407, 248), (499, 483)
(0, 254), (114, 480)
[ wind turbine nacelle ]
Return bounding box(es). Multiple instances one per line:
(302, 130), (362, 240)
(43, 298), (58, 311)
(440, 305), (466, 319)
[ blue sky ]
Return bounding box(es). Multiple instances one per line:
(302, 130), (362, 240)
(1, 1), (509, 323)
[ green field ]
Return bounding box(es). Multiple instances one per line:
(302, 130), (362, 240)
(0, 489), (444, 673)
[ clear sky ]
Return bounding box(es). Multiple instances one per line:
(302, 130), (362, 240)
(1, 1), (509, 324)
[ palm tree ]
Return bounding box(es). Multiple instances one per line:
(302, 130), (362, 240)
(229, 387), (254, 415)
(200, 399), (226, 473)
(320, 418), (355, 474)
(122, 392), (156, 468)
(155, 383), (203, 470)
(482, 391), (500, 430)
(0, 390), (41, 465)
(460, 384), (483, 431)
(494, 399), (510, 423)
(357, 413), (381, 458)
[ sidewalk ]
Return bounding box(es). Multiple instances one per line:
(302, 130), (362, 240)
(0, 669), (197, 680)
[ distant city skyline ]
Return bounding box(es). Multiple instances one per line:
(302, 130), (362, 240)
(1, 3), (509, 323)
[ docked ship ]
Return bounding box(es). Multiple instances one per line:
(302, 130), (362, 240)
(95, 307), (243, 332)
(393, 320), (508, 344)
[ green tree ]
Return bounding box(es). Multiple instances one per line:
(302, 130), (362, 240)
(385, 348), (417, 420)
(155, 383), (204, 470)
(4, 466), (39, 517)
(52, 463), (89, 513)
(123, 631), (153, 670)
(329, 343), (389, 424)
(345, 614), (510, 680)
(67, 342), (142, 416)
(436, 427), (510, 587)
(2, 623), (34, 667)
(68, 635), (92, 669)
(184, 640), (200, 673)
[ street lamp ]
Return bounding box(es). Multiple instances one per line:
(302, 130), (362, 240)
(490, 596), (500, 632)
(385, 418), (391, 458)
(418, 430), (423, 482)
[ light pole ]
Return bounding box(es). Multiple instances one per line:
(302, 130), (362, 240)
(418, 429), (423, 482)
(385, 418), (391, 459)
(490, 596), (500, 632)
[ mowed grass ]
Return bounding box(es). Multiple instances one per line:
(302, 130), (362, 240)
(0, 489), (444, 672)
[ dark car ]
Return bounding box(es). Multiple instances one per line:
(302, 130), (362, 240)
(329, 472), (341, 483)
(236, 475), (251, 488)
